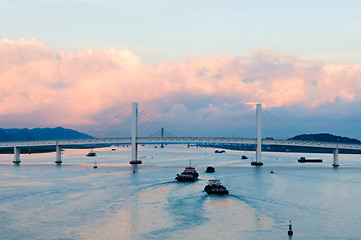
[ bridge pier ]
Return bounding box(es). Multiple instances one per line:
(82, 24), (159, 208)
(251, 104), (263, 166)
(332, 145), (339, 167)
(55, 142), (62, 164)
(13, 146), (21, 164)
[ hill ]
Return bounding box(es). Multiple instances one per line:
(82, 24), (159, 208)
(0, 127), (93, 142)
(288, 133), (361, 144)
(200, 133), (361, 154)
(0, 127), (95, 154)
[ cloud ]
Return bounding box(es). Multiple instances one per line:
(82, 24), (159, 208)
(1, 38), (361, 137)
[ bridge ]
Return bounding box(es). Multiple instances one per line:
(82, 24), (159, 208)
(2, 103), (361, 167)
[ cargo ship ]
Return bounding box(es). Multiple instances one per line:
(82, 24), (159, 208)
(298, 157), (323, 163)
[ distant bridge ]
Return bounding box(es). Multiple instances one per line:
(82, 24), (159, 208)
(1, 103), (361, 167)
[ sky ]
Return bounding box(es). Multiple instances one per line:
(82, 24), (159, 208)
(1, 0), (361, 139)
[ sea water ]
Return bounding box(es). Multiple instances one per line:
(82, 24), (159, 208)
(1, 144), (361, 240)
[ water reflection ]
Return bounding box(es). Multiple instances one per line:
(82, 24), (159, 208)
(1, 146), (361, 239)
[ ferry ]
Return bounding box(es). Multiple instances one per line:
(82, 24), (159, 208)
(175, 160), (199, 182)
(298, 157), (323, 163)
(204, 179), (229, 195)
(86, 149), (96, 157)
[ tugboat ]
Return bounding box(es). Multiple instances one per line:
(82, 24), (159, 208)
(206, 166), (215, 173)
(175, 160), (199, 182)
(86, 149), (96, 157)
(204, 179), (229, 195)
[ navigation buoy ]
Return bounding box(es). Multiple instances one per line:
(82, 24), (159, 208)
(288, 221), (293, 236)
(93, 161), (97, 168)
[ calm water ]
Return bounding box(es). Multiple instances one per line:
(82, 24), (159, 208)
(1, 145), (361, 240)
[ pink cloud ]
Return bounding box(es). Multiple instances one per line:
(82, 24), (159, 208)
(1, 38), (361, 129)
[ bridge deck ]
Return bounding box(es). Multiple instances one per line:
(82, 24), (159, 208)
(1, 137), (361, 151)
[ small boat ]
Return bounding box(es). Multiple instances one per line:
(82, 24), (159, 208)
(298, 157), (323, 163)
(111, 148), (116, 151)
(215, 150), (225, 153)
(204, 179), (229, 195)
(241, 155), (248, 159)
(176, 160), (199, 182)
(206, 166), (215, 173)
(251, 161), (263, 166)
(86, 149), (96, 157)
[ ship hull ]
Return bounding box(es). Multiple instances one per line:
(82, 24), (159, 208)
(204, 185), (229, 195)
(298, 159), (322, 163)
(175, 174), (198, 182)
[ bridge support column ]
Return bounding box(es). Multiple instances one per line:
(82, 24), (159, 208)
(332, 145), (339, 167)
(252, 104), (263, 166)
(130, 102), (142, 167)
(55, 142), (62, 164)
(13, 146), (21, 164)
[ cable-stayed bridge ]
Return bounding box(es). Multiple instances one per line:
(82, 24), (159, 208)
(1, 102), (361, 167)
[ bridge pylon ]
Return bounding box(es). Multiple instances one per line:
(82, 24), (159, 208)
(129, 102), (142, 166)
(251, 103), (263, 166)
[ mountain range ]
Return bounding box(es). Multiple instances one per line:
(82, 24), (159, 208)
(0, 127), (93, 142)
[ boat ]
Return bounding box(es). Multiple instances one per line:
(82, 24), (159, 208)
(241, 155), (248, 159)
(298, 157), (323, 163)
(86, 149), (96, 157)
(206, 166), (215, 173)
(204, 179), (229, 195)
(215, 150), (225, 153)
(175, 160), (199, 182)
(251, 161), (263, 166)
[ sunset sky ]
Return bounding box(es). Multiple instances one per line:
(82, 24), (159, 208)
(1, 0), (361, 139)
